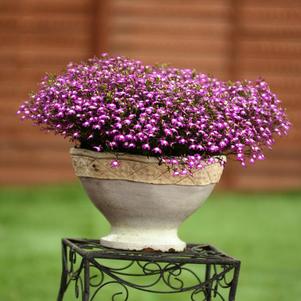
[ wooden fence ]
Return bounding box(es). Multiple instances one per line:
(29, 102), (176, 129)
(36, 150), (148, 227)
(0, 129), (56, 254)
(0, 0), (300, 190)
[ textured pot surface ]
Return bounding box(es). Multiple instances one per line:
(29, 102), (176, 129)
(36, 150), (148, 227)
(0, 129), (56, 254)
(70, 148), (225, 186)
(70, 148), (225, 252)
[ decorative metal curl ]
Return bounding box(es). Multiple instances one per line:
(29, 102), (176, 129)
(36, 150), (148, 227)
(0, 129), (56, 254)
(90, 259), (208, 294)
(90, 281), (129, 301)
(89, 265), (104, 288)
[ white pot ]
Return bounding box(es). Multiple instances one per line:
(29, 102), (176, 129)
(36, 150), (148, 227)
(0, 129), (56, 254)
(70, 148), (225, 252)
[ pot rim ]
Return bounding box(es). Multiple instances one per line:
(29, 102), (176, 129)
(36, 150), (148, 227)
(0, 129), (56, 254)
(70, 147), (227, 164)
(70, 148), (226, 186)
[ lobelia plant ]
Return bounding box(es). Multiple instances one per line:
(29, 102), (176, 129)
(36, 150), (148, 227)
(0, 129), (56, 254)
(18, 53), (291, 175)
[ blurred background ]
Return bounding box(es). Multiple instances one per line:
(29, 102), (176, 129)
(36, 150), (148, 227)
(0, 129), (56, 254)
(1, 0), (300, 189)
(0, 0), (300, 300)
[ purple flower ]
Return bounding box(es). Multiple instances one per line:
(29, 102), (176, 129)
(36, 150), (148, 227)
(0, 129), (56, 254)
(93, 145), (103, 152)
(17, 53), (291, 174)
(110, 160), (120, 168)
(142, 143), (151, 151)
(153, 147), (162, 155)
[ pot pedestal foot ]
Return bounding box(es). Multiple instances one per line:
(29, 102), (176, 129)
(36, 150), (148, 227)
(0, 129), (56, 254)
(100, 228), (186, 252)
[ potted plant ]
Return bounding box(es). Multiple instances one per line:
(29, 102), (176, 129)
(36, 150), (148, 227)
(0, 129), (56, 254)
(18, 53), (290, 251)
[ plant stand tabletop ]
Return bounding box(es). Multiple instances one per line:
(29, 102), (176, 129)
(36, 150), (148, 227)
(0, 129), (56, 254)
(57, 238), (240, 301)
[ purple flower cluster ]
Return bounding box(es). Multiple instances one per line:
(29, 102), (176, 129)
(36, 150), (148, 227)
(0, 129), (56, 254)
(18, 53), (291, 173)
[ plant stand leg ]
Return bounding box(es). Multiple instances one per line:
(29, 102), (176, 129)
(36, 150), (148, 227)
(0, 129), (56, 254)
(83, 258), (90, 301)
(57, 241), (68, 301)
(205, 264), (212, 301)
(229, 263), (241, 301)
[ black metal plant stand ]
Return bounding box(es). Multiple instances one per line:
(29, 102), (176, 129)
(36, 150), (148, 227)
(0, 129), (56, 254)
(57, 238), (240, 301)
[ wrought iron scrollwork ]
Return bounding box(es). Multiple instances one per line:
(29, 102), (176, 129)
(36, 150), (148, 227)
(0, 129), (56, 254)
(90, 281), (129, 301)
(57, 239), (240, 301)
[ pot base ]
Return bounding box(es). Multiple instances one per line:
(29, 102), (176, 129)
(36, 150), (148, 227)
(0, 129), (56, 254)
(100, 228), (186, 252)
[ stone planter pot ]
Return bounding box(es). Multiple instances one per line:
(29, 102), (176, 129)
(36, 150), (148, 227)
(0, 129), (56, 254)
(70, 148), (225, 252)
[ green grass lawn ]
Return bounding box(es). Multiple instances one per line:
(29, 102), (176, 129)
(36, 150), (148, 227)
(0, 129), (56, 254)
(0, 184), (300, 301)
